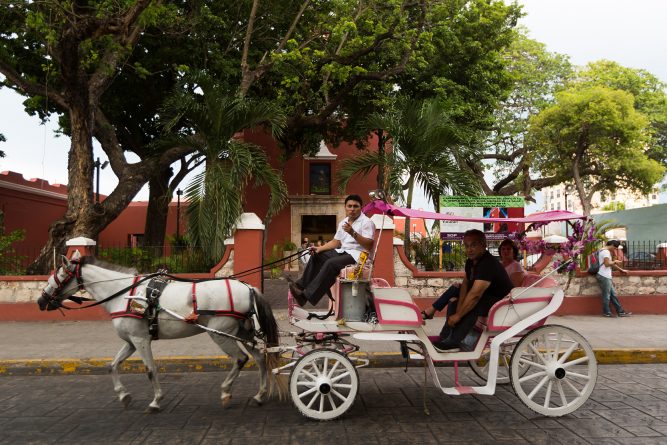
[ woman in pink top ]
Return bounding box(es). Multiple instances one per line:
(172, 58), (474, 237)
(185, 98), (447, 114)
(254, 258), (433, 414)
(499, 239), (525, 287)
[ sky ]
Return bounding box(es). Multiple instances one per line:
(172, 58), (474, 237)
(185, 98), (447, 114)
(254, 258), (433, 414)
(1, 0), (667, 205)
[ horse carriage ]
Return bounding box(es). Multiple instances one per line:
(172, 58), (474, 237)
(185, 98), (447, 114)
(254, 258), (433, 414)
(37, 199), (597, 421)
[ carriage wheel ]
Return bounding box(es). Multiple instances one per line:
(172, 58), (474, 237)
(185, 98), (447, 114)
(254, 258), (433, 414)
(469, 338), (529, 385)
(510, 325), (597, 417)
(289, 349), (359, 420)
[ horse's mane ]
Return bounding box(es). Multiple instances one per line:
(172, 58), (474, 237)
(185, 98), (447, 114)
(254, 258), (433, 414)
(80, 256), (138, 275)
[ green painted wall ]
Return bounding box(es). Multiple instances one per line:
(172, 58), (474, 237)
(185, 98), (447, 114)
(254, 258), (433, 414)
(592, 204), (667, 243)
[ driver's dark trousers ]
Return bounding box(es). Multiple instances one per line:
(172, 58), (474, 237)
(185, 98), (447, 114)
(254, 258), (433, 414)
(439, 295), (502, 346)
(296, 250), (356, 305)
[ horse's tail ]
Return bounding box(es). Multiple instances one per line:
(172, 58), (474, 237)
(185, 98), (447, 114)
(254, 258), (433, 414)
(253, 290), (287, 399)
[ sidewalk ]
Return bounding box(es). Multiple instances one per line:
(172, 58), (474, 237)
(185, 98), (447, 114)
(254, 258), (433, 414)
(1, 313), (666, 375)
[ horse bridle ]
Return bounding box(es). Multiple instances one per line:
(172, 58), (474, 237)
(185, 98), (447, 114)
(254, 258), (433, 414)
(40, 260), (84, 311)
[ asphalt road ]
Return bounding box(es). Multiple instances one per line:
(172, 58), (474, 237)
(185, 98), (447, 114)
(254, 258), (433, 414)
(1, 364), (667, 444)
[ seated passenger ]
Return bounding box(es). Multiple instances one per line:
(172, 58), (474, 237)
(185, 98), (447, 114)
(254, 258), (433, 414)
(421, 238), (522, 319)
(499, 238), (525, 287)
(287, 194), (375, 306)
(432, 229), (514, 352)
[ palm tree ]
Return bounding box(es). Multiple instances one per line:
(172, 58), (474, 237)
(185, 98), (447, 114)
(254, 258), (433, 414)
(162, 73), (288, 262)
(337, 98), (481, 254)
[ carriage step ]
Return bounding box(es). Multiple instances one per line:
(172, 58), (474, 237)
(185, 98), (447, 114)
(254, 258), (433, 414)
(352, 333), (421, 342)
(442, 386), (495, 396)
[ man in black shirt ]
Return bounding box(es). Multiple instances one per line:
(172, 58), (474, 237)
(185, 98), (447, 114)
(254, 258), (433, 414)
(433, 229), (514, 352)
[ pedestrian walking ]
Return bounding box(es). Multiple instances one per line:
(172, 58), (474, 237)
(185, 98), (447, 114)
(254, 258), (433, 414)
(596, 239), (632, 317)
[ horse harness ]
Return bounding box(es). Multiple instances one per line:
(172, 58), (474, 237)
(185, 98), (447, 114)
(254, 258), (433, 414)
(109, 275), (250, 340)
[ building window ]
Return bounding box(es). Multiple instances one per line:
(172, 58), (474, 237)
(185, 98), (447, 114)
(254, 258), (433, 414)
(557, 202), (561, 210)
(557, 190), (560, 198)
(309, 163), (331, 195)
(652, 194), (657, 200)
(550, 191), (554, 199)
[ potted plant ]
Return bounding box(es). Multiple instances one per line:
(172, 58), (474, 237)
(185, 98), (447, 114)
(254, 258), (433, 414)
(282, 239), (298, 271)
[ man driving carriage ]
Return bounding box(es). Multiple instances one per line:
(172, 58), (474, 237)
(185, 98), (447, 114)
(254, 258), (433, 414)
(288, 194), (376, 306)
(433, 229), (514, 352)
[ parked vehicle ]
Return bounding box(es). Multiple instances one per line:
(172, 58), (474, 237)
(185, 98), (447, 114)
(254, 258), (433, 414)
(625, 251), (661, 270)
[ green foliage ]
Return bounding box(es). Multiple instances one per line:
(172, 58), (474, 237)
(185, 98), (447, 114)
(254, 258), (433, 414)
(282, 239), (297, 251)
(0, 228), (26, 275)
(98, 246), (214, 274)
(571, 60), (667, 164)
(161, 72), (289, 264)
(411, 236), (441, 271)
(266, 243), (285, 279)
(441, 242), (466, 271)
(338, 97), (481, 207)
(600, 202), (626, 211)
(530, 86), (665, 213)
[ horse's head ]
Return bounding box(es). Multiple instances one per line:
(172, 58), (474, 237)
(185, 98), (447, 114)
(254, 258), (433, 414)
(37, 250), (84, 311)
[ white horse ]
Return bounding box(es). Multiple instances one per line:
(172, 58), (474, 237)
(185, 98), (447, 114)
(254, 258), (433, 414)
(37, 250), (285, 412)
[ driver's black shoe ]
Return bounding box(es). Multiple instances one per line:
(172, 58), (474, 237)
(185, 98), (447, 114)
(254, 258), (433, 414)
(432, 339), (461, 353)
(288, 282), (308, 307)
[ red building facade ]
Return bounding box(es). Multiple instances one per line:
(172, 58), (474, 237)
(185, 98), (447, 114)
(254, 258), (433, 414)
(1, 131), (380, 259)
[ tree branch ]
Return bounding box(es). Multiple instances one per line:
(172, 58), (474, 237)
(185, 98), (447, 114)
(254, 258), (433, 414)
(0, 60), (68, 109)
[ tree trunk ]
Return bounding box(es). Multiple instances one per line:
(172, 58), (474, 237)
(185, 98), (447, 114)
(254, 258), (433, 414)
(403, 175), (415, 258)
(142, 166), (174, 256)
(27, 99), (97, 273)
(376, 130), (386, 192)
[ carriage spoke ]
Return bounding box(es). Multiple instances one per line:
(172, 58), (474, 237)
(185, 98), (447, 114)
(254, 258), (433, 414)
(557, 380), (568, 406)
(561, 356), (589, 368)
(301, 369), (318, 382)
(322, 357), (328, 376)
(553, 333), (562, 361)
(566, 371), (591, 381)
(296, 380), (317, 387)
(518, 357), (546, 370)
(331, 371), (351, 383)
(528, 343), (547, 364)
(333, 383), (353, 389)
(298, 386), (318, 399)
(327, 361), (341, 378)
(543, 380), (553, 408)
(519, 370), (547, 383)
(319, 392), (325, 413)
(306, 392), (320, 409)
(557, 342), (579, 364)
(527, 375), (550, 400)
(563, 377), (583, 396)
(331, 388), (347, 402)
(326, 394), (337, 410)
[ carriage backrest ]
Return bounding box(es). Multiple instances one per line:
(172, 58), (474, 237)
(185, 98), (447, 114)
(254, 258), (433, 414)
(486, 286), (561, 330)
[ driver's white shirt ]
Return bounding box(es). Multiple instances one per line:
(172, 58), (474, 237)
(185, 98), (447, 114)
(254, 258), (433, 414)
(334, 213), (376, 262)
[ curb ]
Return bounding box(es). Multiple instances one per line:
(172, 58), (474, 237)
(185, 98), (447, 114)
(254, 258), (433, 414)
(1, 349), (667, 376)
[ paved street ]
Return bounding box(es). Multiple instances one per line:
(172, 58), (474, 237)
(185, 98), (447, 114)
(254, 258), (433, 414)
(2, 364), (667, 444)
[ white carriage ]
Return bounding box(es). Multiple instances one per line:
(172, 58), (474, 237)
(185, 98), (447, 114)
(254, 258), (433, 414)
(274, 200), (597, 421)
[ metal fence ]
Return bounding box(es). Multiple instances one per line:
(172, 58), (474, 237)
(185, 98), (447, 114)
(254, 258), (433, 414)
(409, 239), (667, 272)
(0, 245), (216, 275)
(619, 240), (666, 271)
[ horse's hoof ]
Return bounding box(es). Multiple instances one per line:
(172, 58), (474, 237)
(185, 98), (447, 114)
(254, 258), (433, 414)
(252, 395), (264, 406)
(120, 393), (132, 408)
(146, 404), (161, 413)
(221, 393), (232, 408)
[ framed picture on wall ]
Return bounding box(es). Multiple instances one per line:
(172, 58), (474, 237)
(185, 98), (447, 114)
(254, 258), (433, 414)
(309, 163), (331, 195)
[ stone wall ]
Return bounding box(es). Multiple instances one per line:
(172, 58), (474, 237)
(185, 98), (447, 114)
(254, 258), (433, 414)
(393, 246), (667, 299)
(0, 278), (47, 303)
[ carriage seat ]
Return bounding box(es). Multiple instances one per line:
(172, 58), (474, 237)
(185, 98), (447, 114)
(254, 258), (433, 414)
(473, 274), (558, 331)
(372, 287), (422, 326)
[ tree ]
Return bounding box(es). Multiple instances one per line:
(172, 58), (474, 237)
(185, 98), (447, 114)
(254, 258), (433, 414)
(529, 86), (665, 215)
(337, 98), (481, 252)
(0, 1), (196, 273)
(472, 31), (573, 199)
(571, 60), (667, 164)
(161, 74), (288, 262)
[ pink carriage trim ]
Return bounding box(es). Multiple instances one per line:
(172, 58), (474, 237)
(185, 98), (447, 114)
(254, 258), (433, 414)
(110, 276), (143, 319)
(373, 296), (423, 326)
